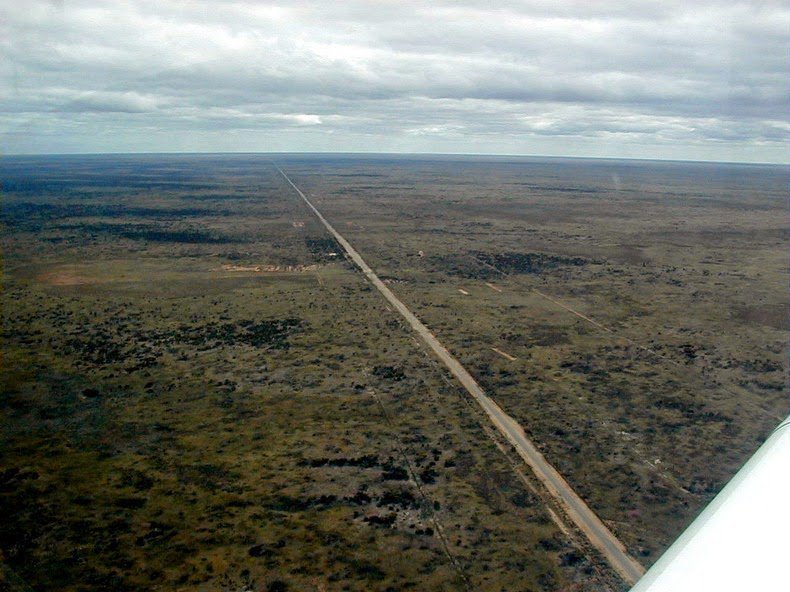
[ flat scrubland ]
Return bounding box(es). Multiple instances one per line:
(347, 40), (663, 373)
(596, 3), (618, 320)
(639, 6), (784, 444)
(1, 154), (787, 591)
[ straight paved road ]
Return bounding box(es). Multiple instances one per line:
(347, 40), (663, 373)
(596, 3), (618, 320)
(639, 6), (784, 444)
(275, 164), (646, 586)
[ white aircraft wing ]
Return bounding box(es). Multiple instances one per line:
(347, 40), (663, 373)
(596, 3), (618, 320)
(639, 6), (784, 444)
(630, 415), (790, 592)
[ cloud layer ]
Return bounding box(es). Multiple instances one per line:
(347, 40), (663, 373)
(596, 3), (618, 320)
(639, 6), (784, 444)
(2, 0), (788, 161)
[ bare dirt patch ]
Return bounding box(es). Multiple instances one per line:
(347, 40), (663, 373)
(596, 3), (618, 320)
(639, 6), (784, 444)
(491, 347), (517, 361)
(37, 271), (95, 286)
(217, 264), (318, 273)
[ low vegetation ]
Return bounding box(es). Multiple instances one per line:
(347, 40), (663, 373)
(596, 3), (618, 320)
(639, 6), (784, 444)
(1, 154), (785, 591)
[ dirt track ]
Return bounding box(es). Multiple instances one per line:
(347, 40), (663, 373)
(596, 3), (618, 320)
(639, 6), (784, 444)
(275, 164), (646, 586)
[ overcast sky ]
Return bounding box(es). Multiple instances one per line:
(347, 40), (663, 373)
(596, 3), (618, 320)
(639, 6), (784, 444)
(1, 0), (788, 162)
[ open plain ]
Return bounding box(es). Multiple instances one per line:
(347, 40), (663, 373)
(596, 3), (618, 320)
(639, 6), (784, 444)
(1, 153), (787, 591)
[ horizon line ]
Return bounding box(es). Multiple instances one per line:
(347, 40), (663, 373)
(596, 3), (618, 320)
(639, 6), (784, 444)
(3, 149), (788, 167)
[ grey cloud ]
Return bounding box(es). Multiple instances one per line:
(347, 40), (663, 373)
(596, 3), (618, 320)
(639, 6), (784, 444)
(0, 0), (787, 161)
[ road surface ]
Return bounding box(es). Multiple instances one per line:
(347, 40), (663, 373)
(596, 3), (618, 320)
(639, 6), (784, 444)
(275, 164), (646, 586)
